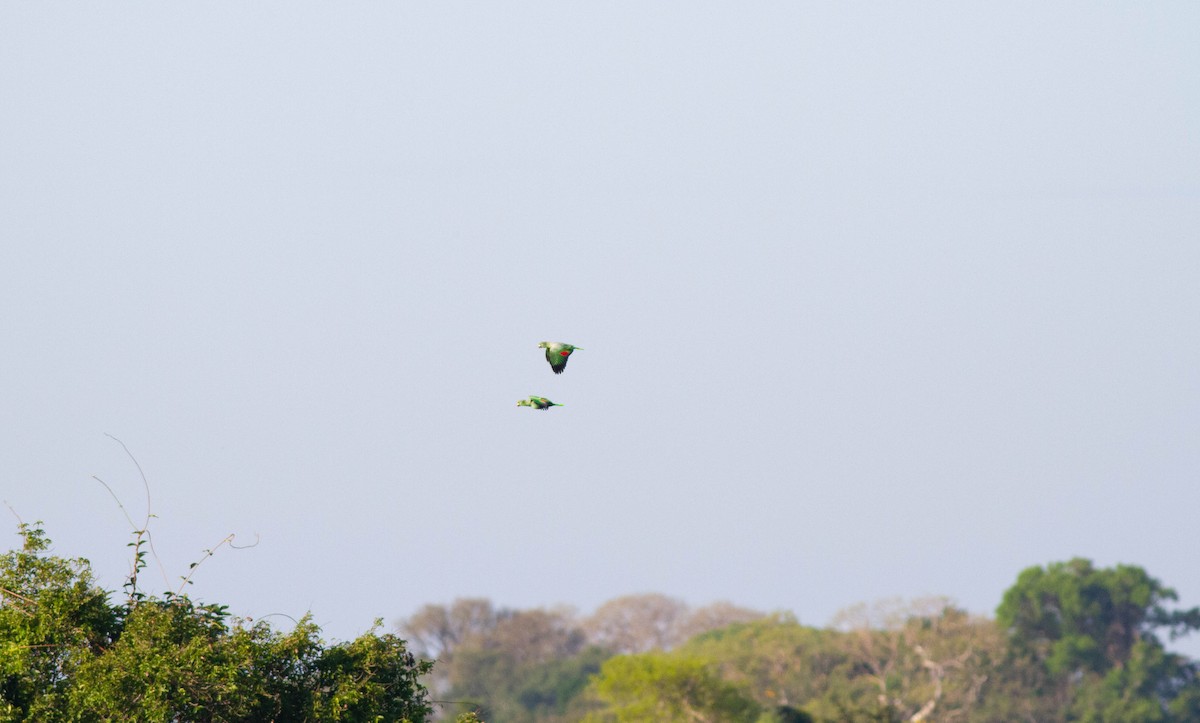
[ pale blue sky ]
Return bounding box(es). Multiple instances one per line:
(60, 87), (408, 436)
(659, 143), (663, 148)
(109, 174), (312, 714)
(2, 3), (1198, 647)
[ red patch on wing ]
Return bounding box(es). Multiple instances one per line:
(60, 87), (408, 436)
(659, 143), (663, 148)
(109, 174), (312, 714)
(560, 350), (571, 356)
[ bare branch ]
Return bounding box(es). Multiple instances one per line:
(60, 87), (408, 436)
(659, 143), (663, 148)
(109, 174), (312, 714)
(98, 436), (170, 589)
(0, 585), (37, 615)
(3, 501), (24, 526)
(104, 433), (151, 528)
(92, 476), (138, 531)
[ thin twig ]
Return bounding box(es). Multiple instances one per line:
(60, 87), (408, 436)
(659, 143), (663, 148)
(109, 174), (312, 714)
(99, 435), (170, 588)
(92, 476), (137, 531)
(93, 474), (169, 590)
(104, 432), (151, 528)
(230, 533), (260, 550)
(0, 585), (37, 615)
(175, 533), (236, 597)
(3, 501), (24, 526)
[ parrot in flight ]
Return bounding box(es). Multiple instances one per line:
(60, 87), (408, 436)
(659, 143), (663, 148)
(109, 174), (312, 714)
(538, 342), (582, 374)
(517, 396), (563, 410)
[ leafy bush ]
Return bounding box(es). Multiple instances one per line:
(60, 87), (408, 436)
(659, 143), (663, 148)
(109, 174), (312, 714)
(0, 523), (433, 722)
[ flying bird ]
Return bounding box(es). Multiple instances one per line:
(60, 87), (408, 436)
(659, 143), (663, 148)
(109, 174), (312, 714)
(538, 342), (583, 374)
(517, 396), (563, 410)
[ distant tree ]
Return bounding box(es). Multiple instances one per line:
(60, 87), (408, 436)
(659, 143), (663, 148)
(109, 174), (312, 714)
(401, 597), (505, 661)
(681, 613), (851, 712)
(585, 652), (762, 723)
(831, 597), (1004, 722)
(676, 601), (766, 643)
(441, 608), (599, 722)
(583, 594), (689, 654)
(399, 597), (507, 702)
(510, 646), (610, 722)
(996, 558), (1200, 721)
(680, 602), (1041, 722)
(480, 608), (588, 667)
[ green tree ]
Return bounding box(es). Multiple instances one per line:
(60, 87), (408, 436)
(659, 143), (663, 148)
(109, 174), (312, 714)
(586, 652), (761, 723)
(400, 596), (766, 722)
(680, 613), (853, 716)
(0, 523), (120, 720)
(0, 523), (434, 722)
(996, 558), (1200, 721)
(438, 607), (598, 723)
(67, 597), (253, 720)
(509, 646), (610, 721)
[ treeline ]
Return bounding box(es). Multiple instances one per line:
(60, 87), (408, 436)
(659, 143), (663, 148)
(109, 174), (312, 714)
(398, 595), (765, 721)
(397, 564), (1200, 722)
(0, 523), (438, 722)
(4, 521), (1200, 722)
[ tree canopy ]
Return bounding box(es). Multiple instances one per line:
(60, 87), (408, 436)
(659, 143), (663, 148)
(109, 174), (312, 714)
(1, 522), (434, 722)
(5, 520), (1200, 723)
(996, 557), (1200, 721)
(398, 561), (1200, 722)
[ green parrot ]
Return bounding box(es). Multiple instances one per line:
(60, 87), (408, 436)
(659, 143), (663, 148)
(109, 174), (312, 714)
(517, 396), (563, 410)
(538, 342), (583, 374)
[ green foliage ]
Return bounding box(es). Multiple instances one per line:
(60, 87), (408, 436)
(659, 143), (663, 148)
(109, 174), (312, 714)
(510, 646), (610, 719)
(444, 634), (605, 722)
(0, 523), (433, 722)
(586, 652), (761, 723)
(681, 613), (855, 713)
(996, 557), (1200, 721)
(402, 602), (606, 723)
(307, 619), (434, 722)
(680, 605), (1008, 722)
(0, 522), (119, 720)
(67, 597), (249, 720)
(997, 558), (1200, 674)
(581, 571), (1200, 723)
(21, 524), (1181, 723)
(400, 597), (770, 722)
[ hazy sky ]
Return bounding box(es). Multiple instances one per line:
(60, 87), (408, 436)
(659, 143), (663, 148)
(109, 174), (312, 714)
(2, 3), (1198, 647)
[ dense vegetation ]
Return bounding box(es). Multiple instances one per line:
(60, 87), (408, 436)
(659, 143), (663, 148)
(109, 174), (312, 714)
(399, 572), (1200, 722)
(3, 521), (1199, 721)
(1, 523), (433, 722)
